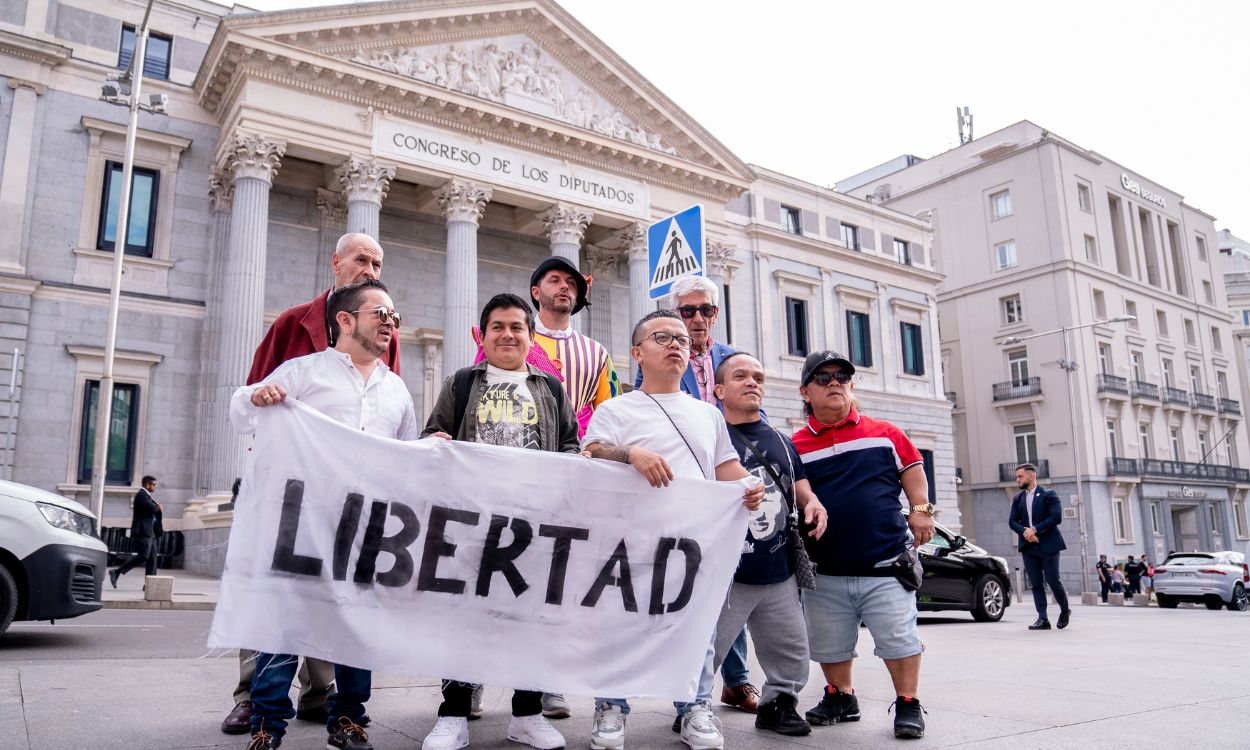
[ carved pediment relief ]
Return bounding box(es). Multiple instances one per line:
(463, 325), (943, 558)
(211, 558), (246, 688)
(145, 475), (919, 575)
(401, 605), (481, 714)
(342, 35), (679, 157)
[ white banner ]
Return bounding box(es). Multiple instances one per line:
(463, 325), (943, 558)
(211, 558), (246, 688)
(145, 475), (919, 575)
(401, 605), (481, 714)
(208, 400), (748, 701)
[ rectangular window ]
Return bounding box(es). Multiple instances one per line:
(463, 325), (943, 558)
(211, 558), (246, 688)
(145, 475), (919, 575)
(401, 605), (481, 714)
(1184, 318), (1197, 346)
(894, 239), (912, 265)
(1077, 182), (1092, 212)
(1107, 420), (1119, 458)
(1217, 370), (1229, 399)
(1243, 310), (1250, 326)
(846, 311), (873, 368)
(1151, 502), (1162, 536)
(1084, 234), (1099, 262)
(785, 297), (809, 357)
(1190, 365), (1203, 394)
(1162, 358), (1174, 388)
(781, 205), (801, 235)
(77, 381), (139, 485)
(995, 241), (1017, 270)
(1209, 505), (1220, 535)
(990, 190), (1013, 219)
(1131, 351), (1143, 382)
(1114, 497), (1133, 542)
(1170, 428), (1182, 461)
(1212, 326), (1223, 353)
(1002, 295), (1023, 325)
(1196, 234), (1208, 261)
(1156, 310), (1169, 338)
(1198, 430), (1209, 462)
(840, 222), (860, 251)
(1098, 344), (1112, 375)
(1203, 280), (1215, 305)
(1230, 434), (1239, 467)
(1013, 423), (1038, 464)
(900, 322), (924, 375)
(1234, 501), (1249, 539)
(1125, 299), (1138, 328)
(119, 25), (172, 80)
(1008, 349), (1029, 385)
(1092, 289), (1107, 319)
(97, 161), (159, 257)
(1139, 423), (1152, 459)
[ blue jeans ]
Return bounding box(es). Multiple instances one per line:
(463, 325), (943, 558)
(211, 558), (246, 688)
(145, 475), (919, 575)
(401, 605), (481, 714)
(596, 632), (716, 716)
(719, 629), (750, 688)
(250, 652), (371, 738)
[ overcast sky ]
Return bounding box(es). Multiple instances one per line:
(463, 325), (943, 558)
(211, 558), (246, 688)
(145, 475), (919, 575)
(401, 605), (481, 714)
(245, 0), (1250, 234)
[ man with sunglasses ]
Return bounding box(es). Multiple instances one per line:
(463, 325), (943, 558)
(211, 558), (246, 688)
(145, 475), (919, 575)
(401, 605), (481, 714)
(583, 310), (764, 750)
(230, 279), (416, 750)
(224, 233), (400, 737)
(634, 275), (761, 713)
(791, 351), (934, 740)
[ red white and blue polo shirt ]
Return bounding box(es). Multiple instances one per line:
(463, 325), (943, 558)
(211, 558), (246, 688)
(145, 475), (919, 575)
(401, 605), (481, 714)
(792, 406), (923, 576)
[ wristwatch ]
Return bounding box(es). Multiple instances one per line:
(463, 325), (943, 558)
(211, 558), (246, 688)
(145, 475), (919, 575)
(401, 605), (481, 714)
(909, 503), (936, 516)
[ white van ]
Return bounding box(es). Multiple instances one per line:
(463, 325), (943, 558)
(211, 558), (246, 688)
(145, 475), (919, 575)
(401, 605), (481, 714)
(0, 479), (108, 634)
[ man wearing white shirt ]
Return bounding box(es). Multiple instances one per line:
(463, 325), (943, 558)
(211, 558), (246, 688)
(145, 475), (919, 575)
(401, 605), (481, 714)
(230, 279), (414, 750)
(582, 310), (764, 750)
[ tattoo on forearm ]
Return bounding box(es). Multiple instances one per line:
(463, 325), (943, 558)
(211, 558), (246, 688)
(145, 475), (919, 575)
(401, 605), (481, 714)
(588, 442), (632, 464)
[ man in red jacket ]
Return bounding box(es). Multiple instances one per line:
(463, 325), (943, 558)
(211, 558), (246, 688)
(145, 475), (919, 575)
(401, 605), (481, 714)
(221, 232), (401, 735)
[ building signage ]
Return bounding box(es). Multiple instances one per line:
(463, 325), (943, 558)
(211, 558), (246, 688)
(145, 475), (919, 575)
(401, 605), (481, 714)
(1121, 173), (1167, 208)
(373, 117), (650, 219)
(1166, 485), (1208, 499)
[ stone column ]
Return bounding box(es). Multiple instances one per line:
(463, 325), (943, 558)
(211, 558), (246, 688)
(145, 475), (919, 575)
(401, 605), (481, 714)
(191, 167), (234, 496)
(335, 155), (394, 239)
(705, 241), (738, 345)
(876, 282), (896, 392)
(437, 179), (492, 373)
(540, 203), (593, 267)
(821, 269), (840, 352)
(927, 294), (944, 399)
(584, 246), (621, 350)
(0, 80), (46, 273)
(619, 223), (649, 384)
(209, 133), (285, 493)
(314, 188), (347, 295)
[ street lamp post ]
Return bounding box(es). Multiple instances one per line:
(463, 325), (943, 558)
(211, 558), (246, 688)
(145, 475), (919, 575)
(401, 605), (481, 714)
(1002, 314), (1135, 594)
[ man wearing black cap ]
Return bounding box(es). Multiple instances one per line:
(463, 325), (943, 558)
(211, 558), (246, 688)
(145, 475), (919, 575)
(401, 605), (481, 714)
(790, 351), (934, 740)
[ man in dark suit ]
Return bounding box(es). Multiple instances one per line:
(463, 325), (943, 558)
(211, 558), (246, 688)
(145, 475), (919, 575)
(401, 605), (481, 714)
(108, 475), (161, 586)
(1009, 463), (1072, 630)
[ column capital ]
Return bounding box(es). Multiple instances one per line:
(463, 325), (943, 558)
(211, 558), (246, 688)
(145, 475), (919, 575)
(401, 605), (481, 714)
(316, 188), (348, 226)
(618, 222), (648, 261)
(219, 133), (286, 185)
(706, 241), (740, 283)
(540, 203), (594, 246)
(6, 79), (47, 95)
(335, 155), (395, 205)
(207, 165), (234, 213)
(436, 179), (493, 225)
(584, 246), (623, 279)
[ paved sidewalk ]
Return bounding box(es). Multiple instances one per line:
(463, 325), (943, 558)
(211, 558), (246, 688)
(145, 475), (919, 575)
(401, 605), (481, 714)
(102, 567), (220, 610)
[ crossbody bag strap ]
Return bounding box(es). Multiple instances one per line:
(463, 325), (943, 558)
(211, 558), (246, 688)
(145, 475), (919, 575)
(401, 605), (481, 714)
(725, 423), (796, 516)
(642, 392), (708, 479)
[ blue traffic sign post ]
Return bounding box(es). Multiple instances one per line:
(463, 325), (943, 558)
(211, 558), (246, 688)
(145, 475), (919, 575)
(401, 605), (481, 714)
(648, 204), (704, 300)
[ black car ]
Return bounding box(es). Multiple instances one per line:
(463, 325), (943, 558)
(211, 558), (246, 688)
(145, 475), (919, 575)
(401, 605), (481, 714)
(916, 522), (1012, 622)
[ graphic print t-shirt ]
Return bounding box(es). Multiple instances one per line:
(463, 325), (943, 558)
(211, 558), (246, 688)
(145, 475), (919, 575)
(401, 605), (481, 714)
(474, 365), (539, 450)
(728, 420), (805, 585)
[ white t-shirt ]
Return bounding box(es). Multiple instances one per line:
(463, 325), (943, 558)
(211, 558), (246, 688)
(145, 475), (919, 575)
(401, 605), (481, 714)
(475, 364), (539, 449)
(582, 390), (738, 480)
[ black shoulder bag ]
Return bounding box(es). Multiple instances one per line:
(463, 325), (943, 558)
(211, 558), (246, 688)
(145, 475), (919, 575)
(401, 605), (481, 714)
(725, 424), (817, 591)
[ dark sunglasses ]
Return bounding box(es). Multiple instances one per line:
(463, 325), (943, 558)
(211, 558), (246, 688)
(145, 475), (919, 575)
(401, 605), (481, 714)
(810, 371), (852, 386)
(350, 306), (403, 327)
(677, 304), (718, 319)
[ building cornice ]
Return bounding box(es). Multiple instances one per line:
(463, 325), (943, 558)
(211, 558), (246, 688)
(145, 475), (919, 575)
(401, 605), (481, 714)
(745, 224), (944, 284)
(0, 28), (73, 68)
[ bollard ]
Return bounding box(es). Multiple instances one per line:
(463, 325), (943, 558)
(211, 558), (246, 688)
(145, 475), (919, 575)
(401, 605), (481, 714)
(1132, 593), (1150, 607)
(1013, 566), (1024, 604)
(1108, 592), (1125, 606)
(144, 575), (174, 602)
(1081, 592), (1099, 606)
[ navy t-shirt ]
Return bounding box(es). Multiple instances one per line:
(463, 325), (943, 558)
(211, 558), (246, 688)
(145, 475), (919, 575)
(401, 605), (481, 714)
(727, 420), (805, 585)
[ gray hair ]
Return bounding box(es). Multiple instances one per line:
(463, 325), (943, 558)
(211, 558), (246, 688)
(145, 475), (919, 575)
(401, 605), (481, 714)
(334, 232), (382, 257)
(668, 275), (719, 307)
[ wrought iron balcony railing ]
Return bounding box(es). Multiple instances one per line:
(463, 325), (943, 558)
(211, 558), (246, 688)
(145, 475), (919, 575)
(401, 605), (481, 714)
(992, 377), (1041, 401)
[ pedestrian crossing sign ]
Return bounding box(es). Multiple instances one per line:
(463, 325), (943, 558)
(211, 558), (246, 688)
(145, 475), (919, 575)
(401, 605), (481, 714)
(647, 205), (704, 299)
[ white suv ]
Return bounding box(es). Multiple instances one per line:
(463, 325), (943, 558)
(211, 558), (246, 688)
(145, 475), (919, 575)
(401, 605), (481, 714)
(0, 479), (108, 634)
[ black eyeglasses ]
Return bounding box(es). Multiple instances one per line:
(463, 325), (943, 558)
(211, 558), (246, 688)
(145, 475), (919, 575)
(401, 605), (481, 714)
(677, 304), (718, 319)
(637, 331), (693, 349)
(349, 307), (403, 327)
(810, 371), (852, 386)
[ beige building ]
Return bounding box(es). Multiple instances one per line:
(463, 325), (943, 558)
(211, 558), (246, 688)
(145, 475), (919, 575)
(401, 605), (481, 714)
(1220, 229), (1250, 457)
(846, 121), (1250, 588)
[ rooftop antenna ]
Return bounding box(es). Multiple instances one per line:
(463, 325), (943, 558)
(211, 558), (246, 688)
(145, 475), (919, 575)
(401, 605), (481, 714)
(957, 106), (974, 145)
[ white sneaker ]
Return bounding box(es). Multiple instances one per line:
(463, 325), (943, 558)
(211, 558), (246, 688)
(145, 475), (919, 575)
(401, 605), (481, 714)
(422, 715), (470, 750)
(541, 692), (571, 719)
(679, 704), (723, 750)
(589, 703), (626, 750)
(507, 714), (566, 749)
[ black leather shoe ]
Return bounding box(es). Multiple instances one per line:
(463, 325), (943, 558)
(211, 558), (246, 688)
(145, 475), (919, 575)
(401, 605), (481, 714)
(1028, 618), (1052, 630)
(1057, 609), (1071, 629)
(756, 694), (811, 736)
(108, 569), (120, 589)
(221, 700), (253, 735)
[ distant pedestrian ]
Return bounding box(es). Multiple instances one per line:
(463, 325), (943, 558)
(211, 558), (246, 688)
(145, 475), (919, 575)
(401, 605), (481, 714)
(108, 475), (161, 587)
(1095, 554), (1112, 603)
(1124, 555), (1146, 596)
(1009, 463), (1071, 631)
(1111, 565), (1125, 594)
(1141, 556), (1154, 599)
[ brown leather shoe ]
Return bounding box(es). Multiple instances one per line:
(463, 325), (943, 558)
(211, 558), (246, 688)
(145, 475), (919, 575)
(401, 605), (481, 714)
(720, 683), (760, 713)
(222, 700), (253, 735)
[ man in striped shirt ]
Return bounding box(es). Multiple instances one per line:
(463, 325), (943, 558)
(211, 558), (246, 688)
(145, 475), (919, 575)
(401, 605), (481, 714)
(790, 351), (935, 740)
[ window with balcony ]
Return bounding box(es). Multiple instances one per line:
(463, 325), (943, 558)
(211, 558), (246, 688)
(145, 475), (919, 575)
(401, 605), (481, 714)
(1008, 349), (1029, 385)
(1131, 351), (1144, 382)
(1098, 344), (1112, 375)
(990, 190), (1013, 219)
(1217, 371), (1229, 399)
(1198, 430), (1209, 462)
(846, 310), (873, 368)
(840, 222), (860, 251)
(119, 25), (173, 81)
(1107, 420), (1120, 458)
(1170, 428), (1182, 461)
(1230, 434), (1239, 467)
(995, 241), (1017, 270)
(1162, 358), (1174, 388)
(781, 205), (801, 235)
(1139, 423), (1152, 459)
(900, 322), (924, 375)
(1014, 423), (1037, 464)
(1190, 365), (1203, 394)
(1002, 295), (1023, 325)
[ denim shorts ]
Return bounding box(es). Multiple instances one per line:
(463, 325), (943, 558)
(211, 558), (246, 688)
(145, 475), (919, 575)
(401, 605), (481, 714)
(803, 574), (924, 662)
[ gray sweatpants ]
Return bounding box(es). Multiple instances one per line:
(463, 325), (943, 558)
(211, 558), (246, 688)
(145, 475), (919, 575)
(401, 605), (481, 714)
(712, 577), (809, 705)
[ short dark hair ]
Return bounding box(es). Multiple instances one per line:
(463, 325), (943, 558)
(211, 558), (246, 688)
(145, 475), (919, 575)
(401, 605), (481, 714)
(480, 293), (534, 335)
(329, 279), (390, 335)
(1015, 463), (1037, 473)
(141, 475), (157, 485)
(713, 351), (758, 385)
(631, 309), (682, 346)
